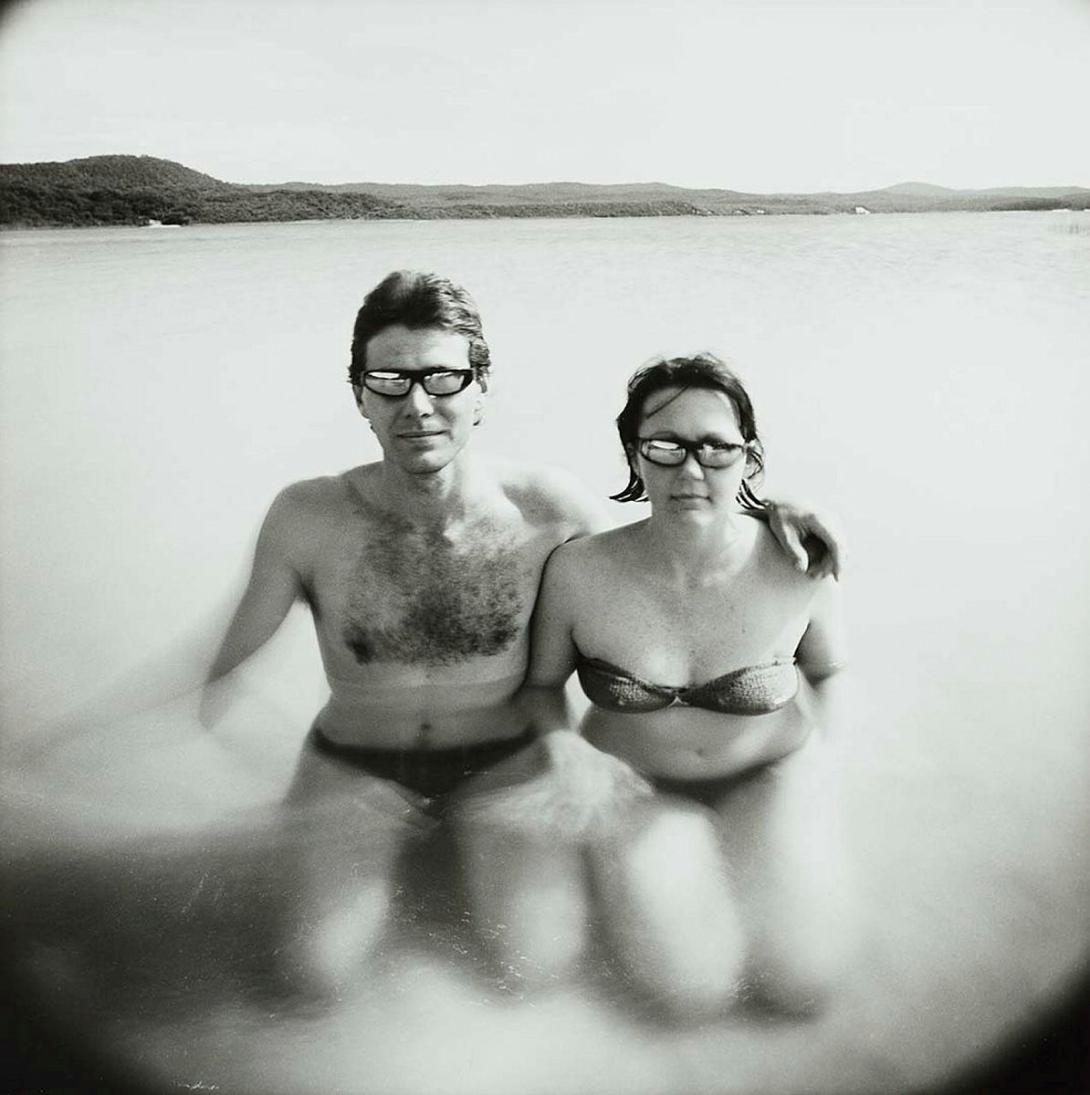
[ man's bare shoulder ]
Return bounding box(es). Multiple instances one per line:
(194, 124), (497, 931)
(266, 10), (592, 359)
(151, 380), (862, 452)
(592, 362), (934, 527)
(260, 468), (375, 547)
(269, 473), (353, 519)
(492, 459), (609, 536)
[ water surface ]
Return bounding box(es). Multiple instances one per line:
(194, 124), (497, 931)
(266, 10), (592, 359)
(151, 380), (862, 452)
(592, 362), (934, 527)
(2, 211), (1089, 1093)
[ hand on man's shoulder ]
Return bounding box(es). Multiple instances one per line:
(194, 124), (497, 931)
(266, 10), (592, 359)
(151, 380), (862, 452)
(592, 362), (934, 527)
(499, 461), (611, 539)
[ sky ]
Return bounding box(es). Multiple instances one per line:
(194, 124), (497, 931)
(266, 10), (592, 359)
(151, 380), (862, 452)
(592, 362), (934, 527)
(1, 0), (1088, 192)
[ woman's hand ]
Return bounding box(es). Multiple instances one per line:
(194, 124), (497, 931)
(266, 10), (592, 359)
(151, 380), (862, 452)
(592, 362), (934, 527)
(543, 730), (650, 795)
(455, 731), (652, 843)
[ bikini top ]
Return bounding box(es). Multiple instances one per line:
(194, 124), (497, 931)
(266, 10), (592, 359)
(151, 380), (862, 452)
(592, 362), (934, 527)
(575, 653), (798, 715)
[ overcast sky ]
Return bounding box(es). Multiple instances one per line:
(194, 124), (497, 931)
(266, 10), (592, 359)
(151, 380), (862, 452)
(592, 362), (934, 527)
(1, 0), (1087, 191)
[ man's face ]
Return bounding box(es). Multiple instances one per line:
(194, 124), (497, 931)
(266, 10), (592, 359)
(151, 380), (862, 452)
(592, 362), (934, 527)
(356, 324), (486, 475)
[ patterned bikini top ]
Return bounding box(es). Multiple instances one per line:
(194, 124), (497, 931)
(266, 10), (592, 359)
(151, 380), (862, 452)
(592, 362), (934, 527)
(575, 654), (798, 715)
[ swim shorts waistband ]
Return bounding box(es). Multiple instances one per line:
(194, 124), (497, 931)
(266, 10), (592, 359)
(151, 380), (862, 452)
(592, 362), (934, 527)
(310, 726), (535, 800)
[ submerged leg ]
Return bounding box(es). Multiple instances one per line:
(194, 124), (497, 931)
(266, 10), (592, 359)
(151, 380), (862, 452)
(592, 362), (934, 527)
(713, 731), (856, 1015)
(271, 742), (431, 1001)
(458, 822), (590, 986)
(591, 798), (745, 1018)
(452, 744), (591, 987)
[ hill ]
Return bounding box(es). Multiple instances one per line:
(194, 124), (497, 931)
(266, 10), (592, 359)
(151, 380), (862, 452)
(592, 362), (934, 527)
(244, 176), (1090, 215)
(1, 155), (1087, 228)
(0, 155), (405, 227)
(883, 181), (957, 197)
(0, 154), (228, 191)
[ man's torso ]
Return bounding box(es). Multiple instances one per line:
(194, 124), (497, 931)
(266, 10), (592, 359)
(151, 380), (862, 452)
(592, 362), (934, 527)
(283, 462), (583, 748)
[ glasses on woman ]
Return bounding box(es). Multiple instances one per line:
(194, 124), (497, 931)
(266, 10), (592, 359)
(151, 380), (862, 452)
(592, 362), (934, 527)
(637, 437), (748, 468)
(361, 368), (475, 397)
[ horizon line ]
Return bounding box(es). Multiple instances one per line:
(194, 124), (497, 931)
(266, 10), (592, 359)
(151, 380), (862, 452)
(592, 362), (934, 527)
(2, 154), (1088, 196)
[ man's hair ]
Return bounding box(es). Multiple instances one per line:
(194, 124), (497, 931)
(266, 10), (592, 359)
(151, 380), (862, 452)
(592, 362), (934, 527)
(611, 352), (765, 504)
(348, 271), (491, 389)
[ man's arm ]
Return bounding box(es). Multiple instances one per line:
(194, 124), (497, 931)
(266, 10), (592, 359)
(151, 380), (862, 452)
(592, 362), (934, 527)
(19, 487), (308, 764)
(523, 463), (613, 541)
(563, 484), (612, 540)
(198, 487), (307, 726)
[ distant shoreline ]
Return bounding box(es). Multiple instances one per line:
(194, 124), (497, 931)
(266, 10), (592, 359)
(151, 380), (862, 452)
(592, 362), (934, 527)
(6, 207), (1090, 236)
(2, 155), (1087, 229)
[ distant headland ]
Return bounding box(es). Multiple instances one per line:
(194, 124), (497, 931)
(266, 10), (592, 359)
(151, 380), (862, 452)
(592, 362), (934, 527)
(1, 155), (1087, 228)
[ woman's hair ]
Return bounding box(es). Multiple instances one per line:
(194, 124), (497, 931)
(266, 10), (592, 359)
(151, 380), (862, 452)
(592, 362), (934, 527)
(611, 352), (765, 504)
(348, 270), (491, 389)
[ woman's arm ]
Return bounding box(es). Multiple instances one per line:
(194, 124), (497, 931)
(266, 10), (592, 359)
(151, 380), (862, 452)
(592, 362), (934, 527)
(519, 540), (652, 806)
(794, 576), (849, 736)
(517, 543), (583, 743)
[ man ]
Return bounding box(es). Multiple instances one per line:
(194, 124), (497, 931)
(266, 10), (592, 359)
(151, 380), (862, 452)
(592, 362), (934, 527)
(199, 270), (841, 995)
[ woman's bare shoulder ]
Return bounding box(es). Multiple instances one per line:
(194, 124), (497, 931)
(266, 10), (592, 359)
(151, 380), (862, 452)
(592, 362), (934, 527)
(548, 520), (640, 571)
(538, 528), (638, 626)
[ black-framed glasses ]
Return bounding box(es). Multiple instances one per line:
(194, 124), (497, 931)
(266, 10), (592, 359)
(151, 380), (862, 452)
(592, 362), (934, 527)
(637, 437), (748, 469)
(361, 368), (475, 397)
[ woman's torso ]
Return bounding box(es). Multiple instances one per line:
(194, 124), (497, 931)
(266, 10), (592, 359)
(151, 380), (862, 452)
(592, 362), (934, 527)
(570, 520), (819, 779)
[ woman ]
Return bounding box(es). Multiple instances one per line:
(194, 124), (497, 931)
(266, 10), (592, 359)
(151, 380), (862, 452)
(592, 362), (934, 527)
(517, 352), (852, 1016)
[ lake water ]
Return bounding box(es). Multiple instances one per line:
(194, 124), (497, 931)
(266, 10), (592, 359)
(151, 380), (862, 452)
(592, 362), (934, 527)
(2, 211), (1089, 1093)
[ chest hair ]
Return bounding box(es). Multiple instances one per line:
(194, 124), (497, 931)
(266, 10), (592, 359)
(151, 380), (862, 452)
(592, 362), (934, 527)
(340, 520), (527, 667)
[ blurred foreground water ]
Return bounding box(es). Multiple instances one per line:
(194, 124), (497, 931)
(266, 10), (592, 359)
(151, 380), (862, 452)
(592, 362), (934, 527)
(2, 211), (1089, 1093)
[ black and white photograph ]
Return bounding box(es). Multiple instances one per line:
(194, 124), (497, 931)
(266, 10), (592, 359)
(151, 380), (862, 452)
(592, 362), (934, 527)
(2, 1), (1088, 1092)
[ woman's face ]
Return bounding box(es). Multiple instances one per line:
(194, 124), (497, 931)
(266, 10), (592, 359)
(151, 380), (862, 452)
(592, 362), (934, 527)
(633, 385), (750, 519)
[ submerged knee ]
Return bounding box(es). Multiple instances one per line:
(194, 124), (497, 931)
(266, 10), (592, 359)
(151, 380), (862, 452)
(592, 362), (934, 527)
(480, 870), (591, 985)
(460, 824), (590, 985)
(618, 904), (745, 1020)
(751, 964), (835, 1016)
(494, 916), (588, 987)
(748, 927), (850, 1016)
(274, 880), (394, 1001)
(627, 931), (744, 1021)
(276, 933), (355, 1002)
(601, 802), (723, 888)
(657, 970), (742, 1021)
(597, 804), (746, 1018)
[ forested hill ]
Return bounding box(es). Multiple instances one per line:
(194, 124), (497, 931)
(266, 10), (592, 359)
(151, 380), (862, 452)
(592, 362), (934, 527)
(0, 155), (403, 227)
(2, 154), (1087, 228)
(1, 155), (226, 191)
